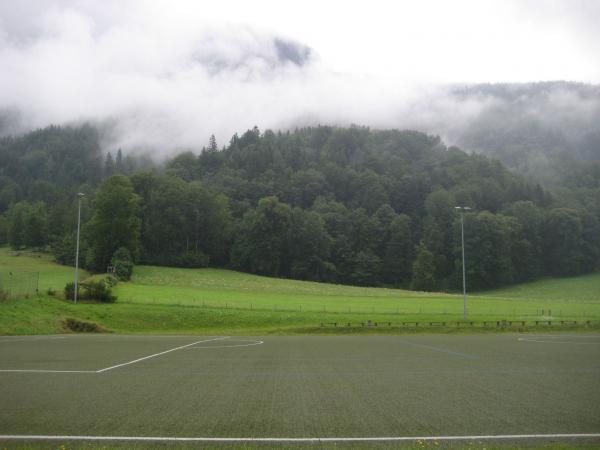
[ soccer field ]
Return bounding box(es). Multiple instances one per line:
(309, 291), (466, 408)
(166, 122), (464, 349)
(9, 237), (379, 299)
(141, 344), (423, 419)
(1, 334), (599, 448)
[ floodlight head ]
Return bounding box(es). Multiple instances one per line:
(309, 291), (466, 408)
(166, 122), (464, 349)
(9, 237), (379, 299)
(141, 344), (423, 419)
(77, 192), (85, 197)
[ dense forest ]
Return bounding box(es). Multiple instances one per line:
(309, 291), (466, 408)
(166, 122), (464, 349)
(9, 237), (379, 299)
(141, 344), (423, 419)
(447, 82), (600, 186)
(1, 124), (599, 291)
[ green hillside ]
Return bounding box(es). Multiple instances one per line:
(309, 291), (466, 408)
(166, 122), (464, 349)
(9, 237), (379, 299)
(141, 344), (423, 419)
(0, 248), (89, 293)
(1, 248), (599, 335)
(477, 273), (600, 303)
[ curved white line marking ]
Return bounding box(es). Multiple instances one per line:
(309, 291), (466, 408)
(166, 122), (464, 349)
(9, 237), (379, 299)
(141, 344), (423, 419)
(518, 337), (600, 344)
(0, 433), (599, 442)
(0, 337), (234, 373)
(519, 334), (600, 338)
(96, 337), (229, 372)
(189, 339), (264, 349)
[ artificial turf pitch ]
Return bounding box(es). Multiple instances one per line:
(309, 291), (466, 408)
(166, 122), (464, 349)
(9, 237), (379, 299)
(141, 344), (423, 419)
(0, 334), (599, 447)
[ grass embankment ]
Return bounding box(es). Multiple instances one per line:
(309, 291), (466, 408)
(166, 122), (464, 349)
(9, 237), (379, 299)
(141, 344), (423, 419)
(118, 265), (600, 319)
(1, 247), (599, 334)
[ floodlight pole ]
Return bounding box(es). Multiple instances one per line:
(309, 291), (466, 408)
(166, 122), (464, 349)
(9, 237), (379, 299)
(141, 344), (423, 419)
(74, 193), (85, 304)
(455, 206), (471, 320)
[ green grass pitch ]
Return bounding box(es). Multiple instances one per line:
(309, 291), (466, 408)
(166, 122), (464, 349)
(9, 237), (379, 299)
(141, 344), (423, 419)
(0, 334), (599, 448)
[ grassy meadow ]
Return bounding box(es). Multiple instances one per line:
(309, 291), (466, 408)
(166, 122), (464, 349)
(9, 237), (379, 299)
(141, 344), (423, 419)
(1, 247), (599, 335)
(0, 247), (89, 294)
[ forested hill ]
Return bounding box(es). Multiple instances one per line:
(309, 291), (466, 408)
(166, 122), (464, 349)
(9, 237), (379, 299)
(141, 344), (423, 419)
(1, 125), (599, 292)
(170, 126), (551, 217)
(445, 81), (600, 187)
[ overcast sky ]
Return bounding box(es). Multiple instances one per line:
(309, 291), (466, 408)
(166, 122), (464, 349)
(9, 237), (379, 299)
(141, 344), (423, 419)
(1, 0), (599, 151)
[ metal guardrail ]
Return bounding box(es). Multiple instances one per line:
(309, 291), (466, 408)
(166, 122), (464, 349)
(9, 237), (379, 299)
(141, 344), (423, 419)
(320, 320), (599, 329)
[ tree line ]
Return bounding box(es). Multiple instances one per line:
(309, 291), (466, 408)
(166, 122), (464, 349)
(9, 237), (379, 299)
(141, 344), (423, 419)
(0, 124), (598, 291)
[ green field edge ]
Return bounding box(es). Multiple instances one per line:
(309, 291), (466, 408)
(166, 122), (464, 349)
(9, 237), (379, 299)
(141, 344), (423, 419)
(2, 296), (600, 336)
(1, 438), (599, 450)
(2, 248), (599, 336)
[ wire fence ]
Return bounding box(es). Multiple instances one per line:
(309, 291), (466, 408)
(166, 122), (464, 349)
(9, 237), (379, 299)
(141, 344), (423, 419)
(319, 319), (600, 329)
(0, 271), (40, 300)
(119, 298), (596, 320)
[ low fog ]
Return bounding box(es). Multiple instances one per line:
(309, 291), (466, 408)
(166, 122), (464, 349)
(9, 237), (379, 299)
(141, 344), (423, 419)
(1, 0), (599, 155)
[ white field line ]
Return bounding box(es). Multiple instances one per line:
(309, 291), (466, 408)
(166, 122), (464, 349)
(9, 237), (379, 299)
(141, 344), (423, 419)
(0, 433), (599, 442)
(189, 339), (263, 349)
(0, 337), (66, 344)
(95, 337), (229, 373)
(518, 334), (600, 338)
(519, 338), (600, 345)
(0, 337), (229, 374)
(518, 338), (600, 344)
(0, 369), (96, 373)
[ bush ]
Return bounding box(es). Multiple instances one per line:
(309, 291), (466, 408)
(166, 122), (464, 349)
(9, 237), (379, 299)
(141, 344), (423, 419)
(64, 279), (116, 303)
(110, 247), (134, 281)
(64, 282), (77, 301)
(63, 318), (103, 332)
(104, 274), (119, 287)
(83, 280), (116, 303)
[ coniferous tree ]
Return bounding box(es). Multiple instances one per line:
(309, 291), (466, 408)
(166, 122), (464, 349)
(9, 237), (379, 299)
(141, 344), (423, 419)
(115, 149), (124, 174)
(104, 152), (115, 178)
(208, 134), (218, 152)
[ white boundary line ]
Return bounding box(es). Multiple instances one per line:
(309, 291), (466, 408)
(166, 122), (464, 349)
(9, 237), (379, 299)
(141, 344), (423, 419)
(518, 337), (600, 344)
(0, 337), (230, 374)
(189, 339), (263, 349)
(0, 369), (96, 373)
(519, 334), (600, 338)
(95, 337), (229, 372)
(0, 337), (66, 344)
(0, 433), (599, 442)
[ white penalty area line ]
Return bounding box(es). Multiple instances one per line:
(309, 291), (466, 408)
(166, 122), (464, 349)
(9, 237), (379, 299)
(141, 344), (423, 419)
(1, 433), (599, 443)
(0, 337), (230, 374)
(189, 338), (264, 349)
(95, 336), (229, 372)
(519, 334), (600, 338)
(518, 337), (600, 344)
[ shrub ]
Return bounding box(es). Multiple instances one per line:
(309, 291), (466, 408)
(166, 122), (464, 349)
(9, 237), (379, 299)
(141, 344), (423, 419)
(63, 318), (103, 332)
(64, 279), (116, 303)
(104, 274), (119, 287)
(110, 247), (134, 281)
(81, 280), (116, 303)
(64, 282), (77, 300)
